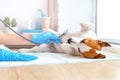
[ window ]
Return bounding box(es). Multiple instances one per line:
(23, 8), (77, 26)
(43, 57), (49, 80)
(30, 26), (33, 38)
(58, 0), (96, 33)
(97, 0), (120, 44)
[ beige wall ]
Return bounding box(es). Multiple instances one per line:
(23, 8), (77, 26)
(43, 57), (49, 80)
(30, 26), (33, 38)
(48, 0), (58, 31)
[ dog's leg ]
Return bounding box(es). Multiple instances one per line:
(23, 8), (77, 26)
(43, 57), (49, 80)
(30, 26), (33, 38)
(18, 44), (53, 53)
(18, 46), (41, 53)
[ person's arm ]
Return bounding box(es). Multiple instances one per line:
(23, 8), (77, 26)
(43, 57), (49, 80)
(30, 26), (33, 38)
(0, 32), (33, 45)
(0, 30), (61, 45)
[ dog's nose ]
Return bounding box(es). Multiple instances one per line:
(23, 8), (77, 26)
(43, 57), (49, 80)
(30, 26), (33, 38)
(67, 38), (72, 44)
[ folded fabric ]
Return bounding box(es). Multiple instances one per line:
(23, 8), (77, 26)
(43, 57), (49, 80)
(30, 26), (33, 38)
(31, 31), (61, 44)
(0, 49), (38, 61)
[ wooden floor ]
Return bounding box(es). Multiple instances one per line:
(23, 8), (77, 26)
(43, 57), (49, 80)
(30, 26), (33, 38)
(0, 60), (120, 80)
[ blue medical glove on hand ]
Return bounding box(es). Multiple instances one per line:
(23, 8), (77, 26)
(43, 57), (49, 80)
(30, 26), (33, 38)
(31, 31), (61, 44)
(0, 49), (38, 61)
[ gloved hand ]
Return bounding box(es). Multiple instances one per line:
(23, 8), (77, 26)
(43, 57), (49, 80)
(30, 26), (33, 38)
(31, 31), (61, 44)
(0, 49), (38, 61)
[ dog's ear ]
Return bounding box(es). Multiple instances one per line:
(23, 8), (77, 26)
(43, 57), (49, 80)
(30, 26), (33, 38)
(103, 42), (111, 47)
(97, 40), (111, 47)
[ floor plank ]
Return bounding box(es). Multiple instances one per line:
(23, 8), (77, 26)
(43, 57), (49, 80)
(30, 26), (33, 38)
(0, 60), (120, 80)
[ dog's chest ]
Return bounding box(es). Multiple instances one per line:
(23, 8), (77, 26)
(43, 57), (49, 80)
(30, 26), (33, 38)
(80, 31), (97, 39)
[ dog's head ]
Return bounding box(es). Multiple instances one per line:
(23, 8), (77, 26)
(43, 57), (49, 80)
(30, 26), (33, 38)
(67, 37), (111, 52)
(67, 37), (87, 53)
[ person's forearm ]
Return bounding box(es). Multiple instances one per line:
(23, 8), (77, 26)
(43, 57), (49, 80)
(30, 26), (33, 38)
(0, 34), (34, 45)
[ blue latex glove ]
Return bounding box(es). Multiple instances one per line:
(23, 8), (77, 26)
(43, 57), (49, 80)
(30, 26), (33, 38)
(31, 31), (61, 44)
(0, 49), (38, 61)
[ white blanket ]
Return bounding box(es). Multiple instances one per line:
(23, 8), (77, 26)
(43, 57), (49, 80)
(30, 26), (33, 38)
(0, 44), (120, 68)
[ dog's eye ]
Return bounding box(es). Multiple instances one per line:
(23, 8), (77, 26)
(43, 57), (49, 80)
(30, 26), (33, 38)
(81, 39), (86, 43)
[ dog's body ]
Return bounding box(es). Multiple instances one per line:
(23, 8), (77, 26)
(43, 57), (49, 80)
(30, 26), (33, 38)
(19, 36), (111, 59)
(19, 22), (111, 59)
(18, 29), (86, 55)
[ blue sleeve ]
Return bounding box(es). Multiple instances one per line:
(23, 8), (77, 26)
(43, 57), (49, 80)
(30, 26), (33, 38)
(31, 31), (61, 44)
(0, 49), (38, 61)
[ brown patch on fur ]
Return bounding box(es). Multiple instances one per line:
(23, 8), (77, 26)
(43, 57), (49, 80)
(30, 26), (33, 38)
(81, 38), (102, 50)
(82, 49), (98, 58)
(81, 38), (111, 51)
(82, 49), (106, 59)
